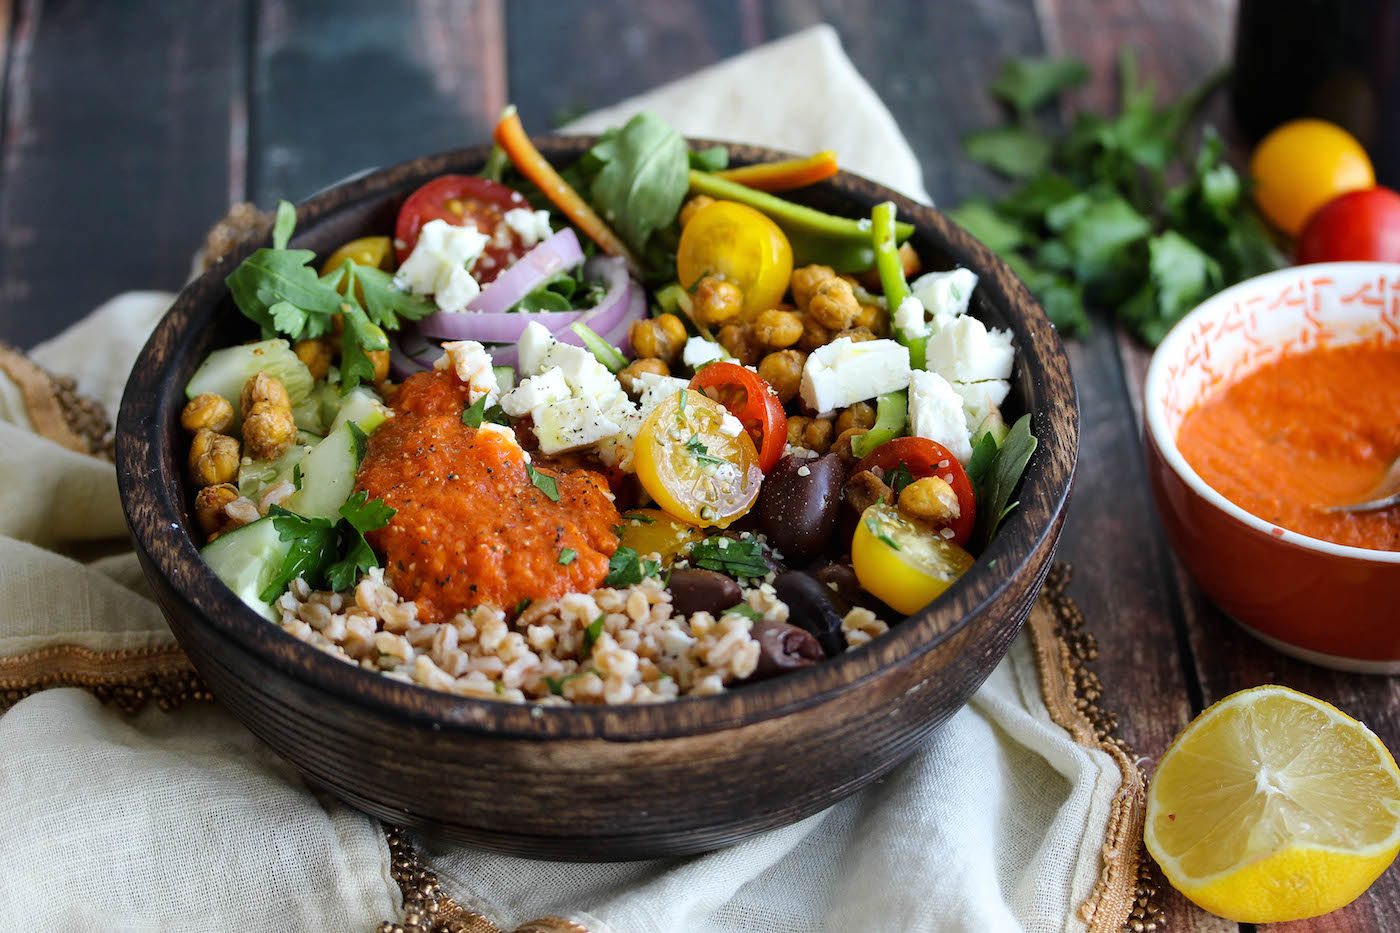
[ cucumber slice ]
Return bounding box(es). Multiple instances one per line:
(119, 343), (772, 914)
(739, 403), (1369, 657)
(185, 339), (314, 429)
(493, 365), (515, 392)
(972, 409), (1009, 448)
(200, 516), (293, 621)
(238, 443), (313, 500)
(279, 424), (357, 520)
(292, 395), (326, 435)
(327, 387), (390, 437)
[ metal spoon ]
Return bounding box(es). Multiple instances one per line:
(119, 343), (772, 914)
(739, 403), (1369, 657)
(1329, 455), (1400, 513)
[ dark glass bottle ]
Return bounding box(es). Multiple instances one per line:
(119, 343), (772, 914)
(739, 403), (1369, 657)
(1233, 0), (1400, 185)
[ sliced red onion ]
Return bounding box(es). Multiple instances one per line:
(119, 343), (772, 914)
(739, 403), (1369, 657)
(417, 228), (584, 340)
(388, 324), (441, 381)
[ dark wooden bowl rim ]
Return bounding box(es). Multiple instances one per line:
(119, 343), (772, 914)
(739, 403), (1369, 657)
(116, 136), (1078, 743)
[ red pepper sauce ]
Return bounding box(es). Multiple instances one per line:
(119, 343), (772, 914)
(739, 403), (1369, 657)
(1176, 340), (1400, 551)
(356, 369), (619, 622)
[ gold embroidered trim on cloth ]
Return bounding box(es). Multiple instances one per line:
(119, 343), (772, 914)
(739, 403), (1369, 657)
(1027, 565), (1163, 933)
(0, 644), (208, 713)
(0, 343), (112, 458)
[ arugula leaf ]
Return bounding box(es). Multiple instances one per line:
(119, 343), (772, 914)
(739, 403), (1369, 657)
(965, 433), (1000, 488)
(602, 546), (661, 587)
(963, 126), (1053, 178)
(526, 463), (560, 502)
(687, 537), (770, 580)
(989, 56), (1090, 117)
(587, 111), (690, 260)
(689, 146), (729, 172)
(226, 245), (343, 337)
(977, 414), (1037, 546)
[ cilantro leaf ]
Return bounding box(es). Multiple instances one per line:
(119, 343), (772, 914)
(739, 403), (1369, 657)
(339, 489), (396, 534)
(989, 56), (1090, 117)
(687, 537), (770, 580)
(291, 463), (303, 491)
(602, 546), (660, 587)
(349, 262), (436, 330)
(271, 200), (296, 250)
(336, 302), (386, 393)
(946, 200), (1029, 255)
(963, 125), (1053, 178)
(258, 495), (395, 603)
(888, 462), (915, 499)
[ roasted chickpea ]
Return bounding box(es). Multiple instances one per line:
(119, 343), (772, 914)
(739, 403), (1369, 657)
(802, 417), (834, 454)
(294, 338), (334, 381)
(678, 195), (716, 228)
(180, 393), (234, 434)
(832, 427), (869, 464)
(629, 313), (687, 365)
(716, 323), (762, 366)
(834, 326), (877, 344)
(846, 469), (892, 515)
(757, 349), (805, 405)
(786, 415), (812, 450)
(193, 483), (240, 537)
(808, 277), (860, 330)
(752, 309), (803, 349)
(692, 276), (745, 327)
(790, 264), (836, 311)
(835, 402), (877, 436)
(798, 314), (833, 353)
(853, 300), (888, 336)
(243, 401), (297, 461)
(618, 358), (670, 395)
(240, 371), (291, 416)
(189, 429), (240, 488)
(899, 476), (961, 527)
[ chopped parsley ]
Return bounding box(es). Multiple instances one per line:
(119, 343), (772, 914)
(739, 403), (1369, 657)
(580, 613), (606, 658)
(865, 514), (902, 551)
(687, 537), (770, 580)
(526, 463), (560, 502)
(621, 512), (655, 524)
(683, 432), (725, 465)
(723, 603), (763, 623)
(291, 463), (303, 491)
(259, 491), (396, 601)
(461, 394), (509, 429)
(602, 546), (661, 587)
(512, 597), (533, 616)
(558, 547), (577, 566)
(888, 462), (915, 499)
(543, 671), (593, 696)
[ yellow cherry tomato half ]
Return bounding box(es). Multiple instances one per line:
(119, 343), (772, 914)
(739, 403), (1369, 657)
(851, 502), (975, 616)
(319, 235), (395, 275)
(676, 200), (794, 318)
(616, 507), (705, 565)
(633, 389), (763, 528)
(1250, 119), (1375, 235)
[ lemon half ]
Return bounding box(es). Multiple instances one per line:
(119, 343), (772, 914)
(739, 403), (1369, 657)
(1145, 685), (1400, 922)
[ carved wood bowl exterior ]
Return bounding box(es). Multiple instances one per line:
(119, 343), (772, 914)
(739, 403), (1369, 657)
(115, 138), (1079, 860)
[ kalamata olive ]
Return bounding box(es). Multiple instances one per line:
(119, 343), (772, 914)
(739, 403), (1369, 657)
(811, 561), (902, 624)
(756, 453), (847, 563)
(749, 618), (825, 679)
(667, 568), (743, 618)
(772, 569), (848, 656)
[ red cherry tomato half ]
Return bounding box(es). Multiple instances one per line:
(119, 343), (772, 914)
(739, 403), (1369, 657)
(689, 361), (788, 472)
(854, 436), (976, 547)
(394, 175), (532, 283)
(1296, 186), (1400, 265)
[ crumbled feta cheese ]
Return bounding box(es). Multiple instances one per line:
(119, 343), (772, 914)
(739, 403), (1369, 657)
(908, 370), (973, 463)
(783, 444), (820, 459)
(682, 336), (729, 369)
(796, 465), (811, 477)
(517, 322), (555, 376)
(923, 315), (1015, 384)
(634, 371), (691, 416)
(393, 219), (489, 313)
(501, 208), (553, 248)
(950, 380), (1011, 432)
(799, 337), (911, 414)
(893, 295), (929, 340)
(718, 411), (744, 437)
(434, 340), (499, 402)
(499, 367), (570, 417)
(531, 396), (623, 454)
(911, 268), (978, 331)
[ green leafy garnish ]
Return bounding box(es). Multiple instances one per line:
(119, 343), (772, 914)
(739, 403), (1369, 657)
(580, 613), (606, 658)
(683, 433), (726, 466)
(558, 547), (577, 566)
(687, 537), (770, 580)
(526, 463), (560, 502)
(291, 463), (303, 491)
(965, 433), (1000, 488)
(461, 394), (509, 429)
(952, 53), (1281, 343)
(621, 512), (655, 524)
(602, 546), (661, 587)
(975, 414), (1038, 546)
(723, 603), (762, 623)
(543, 671), (593, 696)
(513, 597), (532, 616)
(224, 201), (434, 391)
(570, 322), (628, 373)
(258, 492), (396, 602)
(688, 146), (729, 172)
(888, 462), (915, 499)
(584, 112), (690, 263)
(510, 267), (607, 314)
(864, 515), (901, 551)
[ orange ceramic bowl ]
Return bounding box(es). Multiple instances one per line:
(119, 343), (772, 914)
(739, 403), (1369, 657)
(1144, 262), (1400, 673)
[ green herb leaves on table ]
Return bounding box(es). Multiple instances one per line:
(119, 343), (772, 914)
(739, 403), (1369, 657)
(951, 51), (1284, 345)
(225, 201), (436, 391)
(260, 491), (396, 602)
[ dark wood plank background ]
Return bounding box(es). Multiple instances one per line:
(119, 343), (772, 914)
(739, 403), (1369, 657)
(1, 0), (1395, 930)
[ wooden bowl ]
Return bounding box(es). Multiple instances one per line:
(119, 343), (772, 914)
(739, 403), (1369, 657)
(115, 138), (1078, 860)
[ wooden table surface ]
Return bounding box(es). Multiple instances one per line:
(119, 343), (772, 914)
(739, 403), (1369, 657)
(1, 1), (1395, 930)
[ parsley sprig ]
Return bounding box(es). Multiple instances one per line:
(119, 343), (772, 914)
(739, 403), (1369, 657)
(602, 546), (661, 587)
(259, 491), (396, 602)
(225, 201), (436, 391)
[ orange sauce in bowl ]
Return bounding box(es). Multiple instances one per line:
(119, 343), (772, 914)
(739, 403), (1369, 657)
(356, 370), (620, 622)
(1176, 340), (1400, 551)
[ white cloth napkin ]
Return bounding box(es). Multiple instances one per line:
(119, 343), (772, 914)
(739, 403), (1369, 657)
(0, 25), (1124, 933)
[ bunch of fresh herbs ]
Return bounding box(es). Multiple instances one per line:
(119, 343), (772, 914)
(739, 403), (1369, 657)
(950, 51), (1284, 345)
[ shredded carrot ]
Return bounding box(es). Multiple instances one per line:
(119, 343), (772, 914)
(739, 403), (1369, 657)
(714, 150), (839, 191)
(492, 106), (641, 274)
